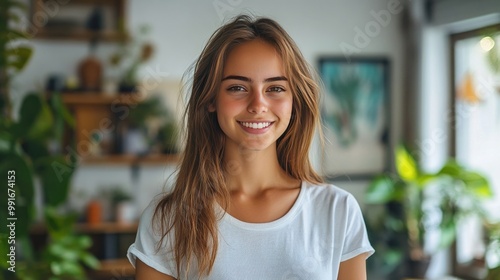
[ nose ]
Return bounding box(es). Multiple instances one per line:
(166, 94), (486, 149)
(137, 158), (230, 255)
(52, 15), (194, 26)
(247, 90), (268, 114)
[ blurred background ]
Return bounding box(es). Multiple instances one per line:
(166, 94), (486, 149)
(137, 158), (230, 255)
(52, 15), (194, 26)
(1, 0), (499, 279)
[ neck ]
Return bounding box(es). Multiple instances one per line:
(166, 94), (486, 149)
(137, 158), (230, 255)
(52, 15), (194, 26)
(223, 143), (297, 195)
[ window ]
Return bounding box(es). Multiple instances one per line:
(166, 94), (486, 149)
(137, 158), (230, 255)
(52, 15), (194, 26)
(450, 24), (500, 279)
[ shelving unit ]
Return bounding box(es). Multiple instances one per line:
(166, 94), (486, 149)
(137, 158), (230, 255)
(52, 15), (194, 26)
(31, 222), (137, 279)
(81, 222), (137, 280)
(31, 0), (127, 42)
(60, 92), (179, 165)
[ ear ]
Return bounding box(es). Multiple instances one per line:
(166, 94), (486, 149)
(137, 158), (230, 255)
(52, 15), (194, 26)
(208, 103), (216, 112)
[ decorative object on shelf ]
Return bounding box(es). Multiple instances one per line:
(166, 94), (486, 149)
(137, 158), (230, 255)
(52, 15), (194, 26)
(122, 94), (177, 155)
(318, 57), (390, 180)
(86, 198), (103, 225)
(108, 187), (135, 223)
(109, 24), (154, 93)
(29, 0), (126, 42)
(156, 120), (179, 154)
(78, 7), (104, 91)
(364, 145), (493, 279)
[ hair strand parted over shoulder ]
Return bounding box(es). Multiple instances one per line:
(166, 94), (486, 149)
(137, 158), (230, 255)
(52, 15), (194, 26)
(153, 14), (324, 278)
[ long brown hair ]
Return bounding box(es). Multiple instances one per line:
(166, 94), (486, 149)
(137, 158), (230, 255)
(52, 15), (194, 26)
(154, 14), (324, 278)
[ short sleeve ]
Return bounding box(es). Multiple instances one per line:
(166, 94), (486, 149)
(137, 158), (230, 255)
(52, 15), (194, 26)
(127, 200), (178, 277)
(340, 194), (375, 262)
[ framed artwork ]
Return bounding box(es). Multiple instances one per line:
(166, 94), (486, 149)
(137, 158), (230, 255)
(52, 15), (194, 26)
(318, 57), (390, 180)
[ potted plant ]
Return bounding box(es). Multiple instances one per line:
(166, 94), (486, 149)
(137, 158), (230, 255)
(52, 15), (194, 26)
(121, 95), (173, 155)
(108, 24), (154, 93)
(156, 120), (179, 154)
(0, 2), (99, 278)
(108, 186), (135, 223)
(486, 222), (500, 280)
(365, 145), (493, 278)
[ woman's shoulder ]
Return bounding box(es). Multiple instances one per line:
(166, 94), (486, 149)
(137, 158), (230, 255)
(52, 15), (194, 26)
(303, 181), (353, 199)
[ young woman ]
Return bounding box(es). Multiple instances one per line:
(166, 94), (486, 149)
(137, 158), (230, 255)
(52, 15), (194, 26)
(127, 15), (374, 279)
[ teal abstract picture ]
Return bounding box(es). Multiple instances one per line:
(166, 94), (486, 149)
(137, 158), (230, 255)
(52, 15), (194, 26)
(319, 57), (390, 179)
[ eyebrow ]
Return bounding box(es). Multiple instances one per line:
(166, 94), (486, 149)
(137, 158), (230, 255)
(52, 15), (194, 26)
(221, 75), (288, 83)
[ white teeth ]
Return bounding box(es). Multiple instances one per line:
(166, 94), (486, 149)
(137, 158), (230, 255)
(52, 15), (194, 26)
(241, 122), (271, 129)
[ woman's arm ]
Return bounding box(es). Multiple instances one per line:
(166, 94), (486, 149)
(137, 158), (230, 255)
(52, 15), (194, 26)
(337, 254), (368, 280)
(135, 259), (177, 280)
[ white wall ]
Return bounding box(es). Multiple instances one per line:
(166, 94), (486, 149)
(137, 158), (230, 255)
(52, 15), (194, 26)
(13, 0), (405, 213)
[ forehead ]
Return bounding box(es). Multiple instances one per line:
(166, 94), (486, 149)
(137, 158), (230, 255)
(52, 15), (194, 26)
(222, 39), (286, 78)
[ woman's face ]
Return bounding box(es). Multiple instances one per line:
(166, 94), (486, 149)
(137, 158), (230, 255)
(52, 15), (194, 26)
(210, 39), (293, 153)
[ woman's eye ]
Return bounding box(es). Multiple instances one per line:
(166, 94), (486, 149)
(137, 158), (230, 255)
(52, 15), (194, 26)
(227, 85), (246, 92)
(268, 86), (285, 93)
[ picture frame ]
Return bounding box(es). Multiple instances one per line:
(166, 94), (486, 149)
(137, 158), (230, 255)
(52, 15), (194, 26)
(318, 57), (391, 180)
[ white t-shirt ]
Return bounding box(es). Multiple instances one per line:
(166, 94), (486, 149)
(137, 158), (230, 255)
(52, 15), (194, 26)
(127, 181), (374, 279)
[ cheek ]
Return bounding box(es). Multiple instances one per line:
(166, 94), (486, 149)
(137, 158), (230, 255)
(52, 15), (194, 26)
(276, 97), (294, 120)
(216, 98), (241, 117)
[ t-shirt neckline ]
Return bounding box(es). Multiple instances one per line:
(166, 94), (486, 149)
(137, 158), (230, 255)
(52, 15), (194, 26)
(218, 181), (306, 230)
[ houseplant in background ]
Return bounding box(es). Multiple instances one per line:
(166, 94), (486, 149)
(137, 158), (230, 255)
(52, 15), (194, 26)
(0, 1), (99, 278)
(485, 222), (500, 280)
(0, 92), (101, 280)
(0, 0), (33, 118)
(122, 94), (177, 155)
(108, 24), (154, 93)
(365, 145), (493, 279)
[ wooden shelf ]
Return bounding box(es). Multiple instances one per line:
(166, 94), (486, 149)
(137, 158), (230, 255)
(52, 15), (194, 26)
(30, 222), (138, 234)
(76, 222), (138, 234)
(31, 0), (127, 42)
(79, 153), (180, 165)
(61, 93), (142, 105)
(35, 30), (127, 42)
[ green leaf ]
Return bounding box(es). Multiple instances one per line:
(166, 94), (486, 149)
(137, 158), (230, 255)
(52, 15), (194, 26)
(0, 152), (34, 238)
(7, 46), (33, 71)
(36, 156), (73, 207)
(21, 139), (50, 161)
(80, 252), (100, 269)
(439, 222), (457, 249)
(461, 171), (492, 198)
(0, 29), (29, 41)
(49, 93), (75, 143)
(366, 175), (397, 204)
(50, 262), (63, 275)
(75, 235), (92, 249)
(383, 248), (404, 267)
(395, 145), (418, 182)
(0, 233), (10, 269)
(0, 129), (14, 152)
(439, 161), (492, 198)
(14, 93), (55, 141)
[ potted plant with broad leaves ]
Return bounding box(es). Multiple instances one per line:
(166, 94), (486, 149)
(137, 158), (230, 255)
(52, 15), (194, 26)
(0, 2), (99, 278)
(364, 145), (493, 279)
(0, 92), (101, 279)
